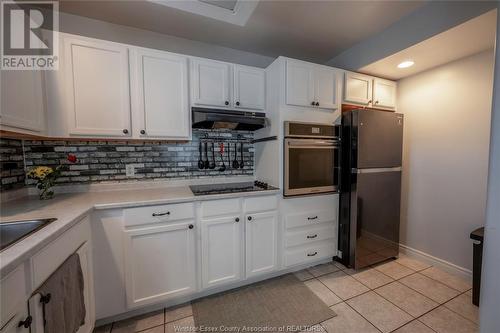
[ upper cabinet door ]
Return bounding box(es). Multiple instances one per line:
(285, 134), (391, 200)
(344, 72), (373, 105)
(192, 59), (231, 108)
(286, 59), (315, 107)
(1, 70), (45, 133)
(64, 37), (132, 137)
(373, 78), (397, 110)
(233, 65), (265, 111)
(133, 49), (190, 139)
(314, 67), (339, 110)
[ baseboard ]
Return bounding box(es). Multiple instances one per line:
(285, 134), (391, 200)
(399, 243), (472, 282)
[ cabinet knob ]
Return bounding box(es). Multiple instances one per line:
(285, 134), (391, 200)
(140, 129), (146, 135)
(247, 216), (252, 221)
(225, 101), (229, 105)
(188, 224), (194, 229)
(123, 129), (129, 134)
(368, 100), (372, 105)
(375, 100), (379, 104)
(315, 102), (319, 106)
(235, 217), (240, 222)
(311, 101), (316, 106)
(236, 101), (240, 106)
(18, 315), (32, 328)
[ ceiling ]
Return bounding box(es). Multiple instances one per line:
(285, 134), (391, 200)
(359, 9), (497, 80)
(58, 0), (426, 64)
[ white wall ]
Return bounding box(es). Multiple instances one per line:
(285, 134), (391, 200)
(398, 50), (494, 271)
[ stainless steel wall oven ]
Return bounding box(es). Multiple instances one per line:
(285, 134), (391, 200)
(284, 121), (340, 197)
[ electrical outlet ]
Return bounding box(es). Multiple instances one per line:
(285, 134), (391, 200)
(125, 164), (135, 177)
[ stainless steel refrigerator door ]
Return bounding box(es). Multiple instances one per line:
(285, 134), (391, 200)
(349, 168), (402, 268)
(355, 110), (404, 168)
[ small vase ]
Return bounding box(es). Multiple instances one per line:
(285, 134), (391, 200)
(39, 186), (54, 200)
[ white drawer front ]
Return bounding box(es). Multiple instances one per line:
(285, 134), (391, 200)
(244, 195), (278, 213)
(201, 198), (241, 218)
(0, 265), (27, 328)
(284, 242), (336, 267)
(123, 202), (195, 227)
(31, 216), (90, 290)
(285, 210), (335, 229)
(285, 224), (336, 248)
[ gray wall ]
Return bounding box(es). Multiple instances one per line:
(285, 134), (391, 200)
(479, 11), (500, 332)
(57, 12), (275, 68)
(398, 50), (494, 271)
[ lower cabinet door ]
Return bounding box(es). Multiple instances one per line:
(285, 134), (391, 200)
(0, 307), (30, 333)
(201, 216), (242, 289)
(123, 222), (196, 308)
(245, 211), (278, 278)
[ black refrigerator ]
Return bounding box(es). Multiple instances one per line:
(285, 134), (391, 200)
(339, 109), (404, 269)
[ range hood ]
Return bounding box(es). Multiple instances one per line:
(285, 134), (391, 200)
(192, 107), (268, 131)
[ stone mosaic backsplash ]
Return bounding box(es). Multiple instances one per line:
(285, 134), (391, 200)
(0, 130), (254, 191)
(0, 139), (25, 191)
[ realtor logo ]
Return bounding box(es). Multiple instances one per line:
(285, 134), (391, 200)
(1, 1), (59, 70)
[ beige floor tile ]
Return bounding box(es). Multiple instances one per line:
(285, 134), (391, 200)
(420, 267), (472, 292)
(304, 279), (343, 306)
(393, 320), (435, 333)
(375, 281), (439, 317)
(333, 261), (348, 270)
(395, 255), (432, 271)
(444, 293), (479, 324)
(318, 271), (369, 300)
(112, 310), (164, 332)
(165, 316), (195, 333)
(320, 302), (379, 333)
(294, 269), (315, 281)
(420, 306), (478, 333)
(141, 326), (165, 333)
(93, 324), (111, 333)
(348, 267), (394, 289)
(307, 263), (340, 277)
(347, 291), (412, 333)
(466, 289), (472, 296)
(165, 303), (193, 323)
(372, 261), (415, 280)
(399, 273), (460, 304)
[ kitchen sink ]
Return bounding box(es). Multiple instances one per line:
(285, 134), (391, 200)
(0, 218), (57, 251)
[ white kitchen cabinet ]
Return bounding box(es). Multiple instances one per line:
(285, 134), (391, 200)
(123, 221), (196, 308)
(63, 36), (132, 137)
(285, 59), (339, 110)
(245, 211), (278, 278)
(0, 70), (45, 133)
(191, 59), (231, 108)
(344, 72), (373, 106)
(132, 48), (190, 138)
(201, 215), (242, 289)
(234, 65), (265, 110)
(373, 78), (397, 109)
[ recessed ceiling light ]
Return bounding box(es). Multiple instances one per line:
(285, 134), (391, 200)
(398, 60), (414, 69)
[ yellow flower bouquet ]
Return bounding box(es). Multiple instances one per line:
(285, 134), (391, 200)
(26, 165), (63, 200)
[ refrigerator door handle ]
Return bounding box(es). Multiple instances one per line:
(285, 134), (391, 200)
(352, 167), (402, 174)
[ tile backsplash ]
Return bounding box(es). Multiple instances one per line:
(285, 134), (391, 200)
(0, 130), (254, 191)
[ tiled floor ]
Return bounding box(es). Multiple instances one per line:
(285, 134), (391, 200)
(94, 254), (477, 333)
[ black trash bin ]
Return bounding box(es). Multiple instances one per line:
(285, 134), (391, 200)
(470, 227), (484, 306)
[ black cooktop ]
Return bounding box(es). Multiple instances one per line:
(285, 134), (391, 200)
(189, 181), (277, 196)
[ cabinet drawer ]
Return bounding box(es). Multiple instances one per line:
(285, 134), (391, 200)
(123, 202), (195, 227)
(31, 216), (90, 289)
(0, 265), (27, 328)
(200, 198), (241, 218)
(285, 210), (335, 229)
(285, 224), (335, 248)
(244, 195), (278, 213)
(284, 242), (336, 267)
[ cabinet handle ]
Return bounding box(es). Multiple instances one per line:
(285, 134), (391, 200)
(188, 224), (194, 229)
(123, 129), (129, 134)
(236, 101), (240, 106)
(247, 216), (252, 221)
(315, 102), (319, 106)
(18, 315), (32, 328)
(374, 100), (379, 104)
(307, 252), (318, 257)
(235, 217), (240, 222)
(225, 101), (229, 105)
(307, 216), (318, 220)
(367, 100), (372, 105)
(152, 211), (170, 217)
(307, 234), (318, 239)
(311, 101), (316, 106)
(140, 129), (146, 135)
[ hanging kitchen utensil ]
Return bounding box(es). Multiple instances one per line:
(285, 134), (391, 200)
(239, 142), (244, 169)
(218, 142), (226, 172)
(203, 142), (210, 169)
(232, 143), (239, 169)
(198, 141), (204, 169)
(209, 142), (216, 169)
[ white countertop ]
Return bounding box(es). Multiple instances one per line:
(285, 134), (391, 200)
(0, 185), (280, 276)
